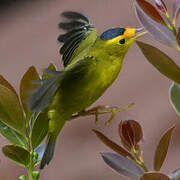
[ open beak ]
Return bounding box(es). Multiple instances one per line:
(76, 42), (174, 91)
(133, 27), (147, 39)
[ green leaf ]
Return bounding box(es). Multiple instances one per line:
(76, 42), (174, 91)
(20, 66), (40, 119)
(0, 121), (27, 148)
(0, 85), (26, 136)
(169, 83), (180, 117)
(0, 75), (18, 98)
(101, 152), (144, 179)
(31, 112), (49, 149)
(92, 130), (133, 159)
(169, 168), (180, 180)
(0, 76), (27, 145)
(140, 172), (170, 180)
(2, 145), (30, 167)
(42, 63), (56, 79)
(32, 171), (40, 180)
(18, 175), (27, 180)
(154, 126), (175, 171)
(136, 41), (180, 84)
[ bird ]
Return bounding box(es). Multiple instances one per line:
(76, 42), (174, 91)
(28, 11), (145, 169)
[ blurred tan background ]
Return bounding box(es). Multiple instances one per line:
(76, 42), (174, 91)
(0, 0), (180, 179)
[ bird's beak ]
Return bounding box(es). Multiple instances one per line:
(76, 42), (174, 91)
(133, 27), (147, 39)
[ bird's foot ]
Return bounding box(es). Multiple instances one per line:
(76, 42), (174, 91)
(70, 103), (134, 125)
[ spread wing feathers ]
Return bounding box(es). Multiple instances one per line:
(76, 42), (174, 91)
(61, 11), (89, 23)
(28, 70), (64, 113)
(58, 11), (97, 67)
(59, 21), (86, 31)
(58, 27), (86, 43)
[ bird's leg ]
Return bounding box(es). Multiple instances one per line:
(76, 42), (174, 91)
(70, 103), (134, 124)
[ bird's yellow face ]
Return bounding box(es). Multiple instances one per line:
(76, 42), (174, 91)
(100, 28), (137, 56)
(106, 28), (135, 48)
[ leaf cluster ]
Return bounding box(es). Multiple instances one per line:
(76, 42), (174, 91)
(0, 65), (55, 179)
(94, 121), (179, 180)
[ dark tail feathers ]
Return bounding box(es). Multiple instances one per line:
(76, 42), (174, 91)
(40, 135), (56, 169)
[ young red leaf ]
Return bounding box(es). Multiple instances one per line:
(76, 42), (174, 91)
(155, 0), (167, 13)
(154, 126), (175, 171)
(119, 120), (143, 151)
(93, 129), (133, 159)
(136, 0), (166, 25)
(141, 172), (170, 180)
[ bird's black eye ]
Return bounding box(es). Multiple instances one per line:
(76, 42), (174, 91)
(119, 39), (125, 44)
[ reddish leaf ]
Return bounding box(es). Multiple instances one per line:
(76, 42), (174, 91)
(154, 126), (175, 171)
(119, 120), (143, 150)
(140, 172), (170, 180)
(93, 129), (133, 159)
(136, 0), (166, 25)
(0, 75), (18, 98)
(155, 0), (167, 13)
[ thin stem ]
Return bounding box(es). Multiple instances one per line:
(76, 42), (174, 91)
(131, 146), (149, 172)
(27, 135), (34, 180)
(173, 18), (176, 28)
(28, 164), (33, 180)
(133, 157), (148, 172)
(26, 115), (36, 180)
(165, 12), (177, 35)
(141, 163), (148, 172)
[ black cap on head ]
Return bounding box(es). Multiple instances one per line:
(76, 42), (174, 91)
(100, 28), (125, 40)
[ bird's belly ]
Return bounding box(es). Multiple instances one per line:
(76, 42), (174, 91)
(58, 60), (122, 115)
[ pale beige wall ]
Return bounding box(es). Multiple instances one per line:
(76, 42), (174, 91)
(0, 0), (180, 179)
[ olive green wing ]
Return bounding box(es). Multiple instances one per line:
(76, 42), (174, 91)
(28, 56), (96, 113)
(58, 11), (97, 67)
